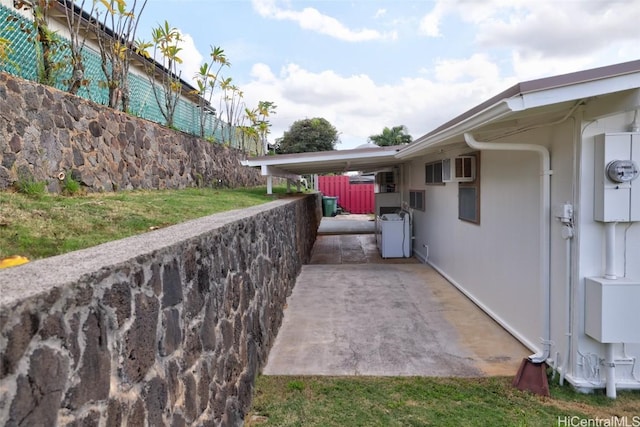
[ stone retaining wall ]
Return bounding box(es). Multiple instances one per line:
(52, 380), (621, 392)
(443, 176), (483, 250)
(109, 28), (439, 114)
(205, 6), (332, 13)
(0, 194), (322, 426)
(0, 72), (264, 192)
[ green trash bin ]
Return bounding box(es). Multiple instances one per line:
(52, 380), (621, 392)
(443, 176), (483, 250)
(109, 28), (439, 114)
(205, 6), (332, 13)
(322, 196), (337, 217)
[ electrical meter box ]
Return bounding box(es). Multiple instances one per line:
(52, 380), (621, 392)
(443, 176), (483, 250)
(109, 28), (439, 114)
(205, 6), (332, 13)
(585, 277), (640, 343)
(594, 133), (640, 222)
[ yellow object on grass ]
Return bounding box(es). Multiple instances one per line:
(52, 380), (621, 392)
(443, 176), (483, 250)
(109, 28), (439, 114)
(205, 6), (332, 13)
(0, 255), (30, 269)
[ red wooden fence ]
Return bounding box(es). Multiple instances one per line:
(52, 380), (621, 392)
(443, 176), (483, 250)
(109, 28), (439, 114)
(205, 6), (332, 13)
(318, 175), (374, 214)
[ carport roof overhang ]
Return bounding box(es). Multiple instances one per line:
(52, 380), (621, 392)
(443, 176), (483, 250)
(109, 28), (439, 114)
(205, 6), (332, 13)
(241, 60), (640, 179)
(241, 145), (403, 178)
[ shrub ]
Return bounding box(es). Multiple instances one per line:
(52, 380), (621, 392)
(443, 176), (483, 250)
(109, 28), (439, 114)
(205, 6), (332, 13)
(14, 172), (47, 197)
(61, 172), (82, 195)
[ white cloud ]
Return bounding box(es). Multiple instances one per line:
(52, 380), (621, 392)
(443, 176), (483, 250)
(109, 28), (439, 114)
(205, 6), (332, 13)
(239, 61), (510, 149)
(175, 31), (204, 86)
(433, 54), (501, 83)
(417, 0), (640, 79)
(418, 1), (450, 37)
(251, 0), (397, 42)
(250, 63), (277, 82)
(374, 9), (387, 19)
(475, 0), (640, 58)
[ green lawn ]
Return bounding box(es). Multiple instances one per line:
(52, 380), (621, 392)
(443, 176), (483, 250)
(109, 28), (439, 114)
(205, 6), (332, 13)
(246, 376), (640, 427)
(0, 186), (288, 260)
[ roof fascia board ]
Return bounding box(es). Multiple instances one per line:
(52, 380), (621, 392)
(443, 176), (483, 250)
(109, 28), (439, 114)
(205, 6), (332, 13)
(243, 149), (396, 167)
(518, 73), (640, 110)
(396, 100), (514, 159)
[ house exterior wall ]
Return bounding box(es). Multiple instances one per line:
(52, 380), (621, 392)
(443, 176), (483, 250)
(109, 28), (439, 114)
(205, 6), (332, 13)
(572, 104), (640, 389)
(404, 143), (544, 352)
(402, 93), (640, 391)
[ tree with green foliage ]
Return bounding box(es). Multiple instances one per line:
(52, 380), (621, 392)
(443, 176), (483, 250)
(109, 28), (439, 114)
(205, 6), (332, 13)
(61, 0), (95, 94)
(368, 125), (412, 146)
(14, 0), (65, 86)
(139, 21), (183, 128)
(0, 36), (14, 68)
(93, 0), (148, 111)
(245, 101), (277, 155)
(191, 45), (229, 138)
(218, 77), (245, 146)
(276, 118), (339, 154)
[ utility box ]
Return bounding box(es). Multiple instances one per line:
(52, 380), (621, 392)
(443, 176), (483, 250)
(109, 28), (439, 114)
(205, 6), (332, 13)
(594, 133), (640, 222)
(585, 277), (640, 343)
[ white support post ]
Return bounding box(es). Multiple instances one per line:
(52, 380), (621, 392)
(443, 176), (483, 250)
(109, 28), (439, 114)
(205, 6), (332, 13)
(267, 175), (273, 195)
(286, 180), (291, 193)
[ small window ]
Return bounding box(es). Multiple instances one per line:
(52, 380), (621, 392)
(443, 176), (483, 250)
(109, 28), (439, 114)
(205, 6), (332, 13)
(425, 161), (443, 184)
(409, 190), (425, 211)
(458, 152), (480, 224)
(458, 187), (478, 222)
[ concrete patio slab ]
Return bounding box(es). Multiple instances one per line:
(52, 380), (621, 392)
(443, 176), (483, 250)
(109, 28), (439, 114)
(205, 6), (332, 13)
(263, 234), (529, 377)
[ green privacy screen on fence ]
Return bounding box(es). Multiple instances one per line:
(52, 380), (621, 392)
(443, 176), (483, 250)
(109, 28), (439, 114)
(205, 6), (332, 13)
(0, 3), (231, 145)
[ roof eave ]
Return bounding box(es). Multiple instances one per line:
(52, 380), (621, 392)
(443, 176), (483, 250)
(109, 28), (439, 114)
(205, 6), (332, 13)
(396, 64), (640, 160)
(396, 100), (515, 159)
(241, 147), (398, 168)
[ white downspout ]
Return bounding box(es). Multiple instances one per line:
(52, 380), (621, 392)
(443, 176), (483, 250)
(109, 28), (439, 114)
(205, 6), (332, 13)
(606, 343), (617, 399)
(464, 133), (553, 364)
(560, 223), (574, 385)
(604, 222), (617, 280)
(603, 221), (618, 398)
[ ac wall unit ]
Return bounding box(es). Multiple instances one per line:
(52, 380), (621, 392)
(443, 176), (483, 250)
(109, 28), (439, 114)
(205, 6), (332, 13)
(442, 156), (475, 182)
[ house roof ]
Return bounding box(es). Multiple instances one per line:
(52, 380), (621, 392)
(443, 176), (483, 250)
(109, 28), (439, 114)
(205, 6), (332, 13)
(242, 59), (640, 177)
(398, 59), (640, 158)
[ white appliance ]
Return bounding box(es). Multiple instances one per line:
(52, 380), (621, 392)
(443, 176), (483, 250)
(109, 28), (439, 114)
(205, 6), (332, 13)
(376, 212), (411, 258)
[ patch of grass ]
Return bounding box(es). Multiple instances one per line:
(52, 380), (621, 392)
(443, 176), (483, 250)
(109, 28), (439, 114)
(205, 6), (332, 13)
(287, 380), (305, 392)
(61, 173), (82, 196)
(0, 186), (289, 260)
(246, 376), (640, 427)
(14, 174), (47, 197)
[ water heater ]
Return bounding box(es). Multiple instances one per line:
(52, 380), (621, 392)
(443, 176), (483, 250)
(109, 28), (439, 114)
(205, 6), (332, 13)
(594, 133), (640, 222)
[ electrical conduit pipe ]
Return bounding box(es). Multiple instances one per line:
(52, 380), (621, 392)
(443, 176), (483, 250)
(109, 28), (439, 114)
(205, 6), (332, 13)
(464, 133), (553, 364)
(603, 221), (618, 398)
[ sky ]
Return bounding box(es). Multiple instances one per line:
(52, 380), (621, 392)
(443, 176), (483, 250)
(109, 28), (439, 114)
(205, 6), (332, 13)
(139, 0), (640, 150)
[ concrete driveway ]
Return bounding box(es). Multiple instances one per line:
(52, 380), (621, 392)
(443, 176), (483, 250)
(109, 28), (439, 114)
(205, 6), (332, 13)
(263, 229), (529, 377)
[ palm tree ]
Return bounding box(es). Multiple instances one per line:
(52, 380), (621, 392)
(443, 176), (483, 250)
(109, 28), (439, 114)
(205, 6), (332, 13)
(368, 125), (412, 146)
(192, 45), (229, 138)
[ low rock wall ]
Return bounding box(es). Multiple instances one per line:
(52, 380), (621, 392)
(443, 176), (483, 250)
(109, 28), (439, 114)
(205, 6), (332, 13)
(0, 194), (322, 426)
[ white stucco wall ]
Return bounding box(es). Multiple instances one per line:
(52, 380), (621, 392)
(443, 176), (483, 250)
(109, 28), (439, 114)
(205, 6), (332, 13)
(406, 144), (544, 352)
(573, 103), (640, 389)
(402, 92), (640, 391)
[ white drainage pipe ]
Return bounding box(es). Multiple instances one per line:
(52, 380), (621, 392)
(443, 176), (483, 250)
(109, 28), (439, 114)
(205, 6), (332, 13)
(465, 133), (553, 364)
(606, 343), (617, 399)
(604, 222), (617, 280)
